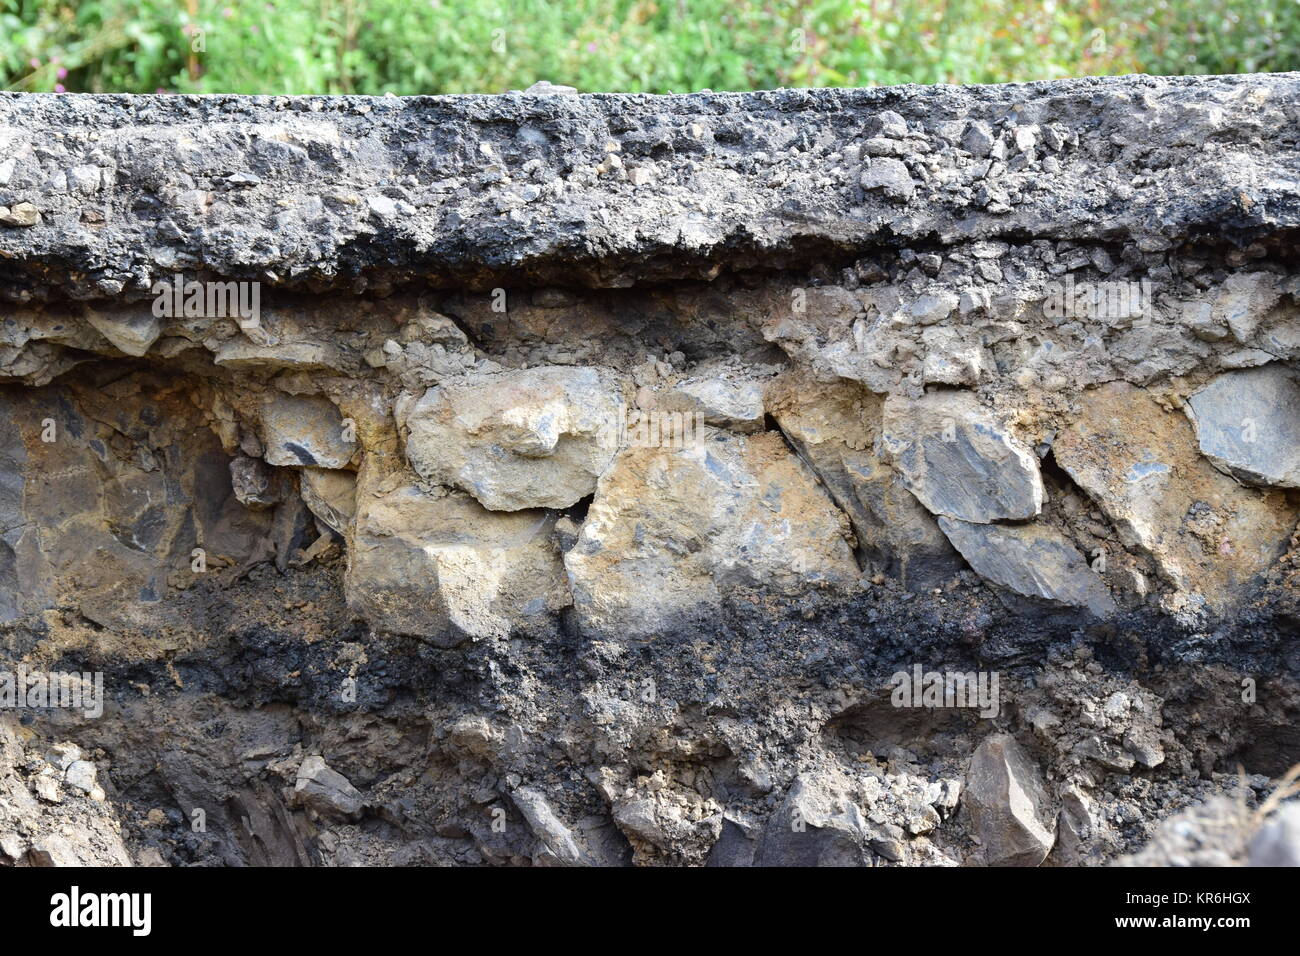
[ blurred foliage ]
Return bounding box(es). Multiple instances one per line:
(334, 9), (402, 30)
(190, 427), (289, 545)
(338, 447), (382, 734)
(2, 0), (1299, 95)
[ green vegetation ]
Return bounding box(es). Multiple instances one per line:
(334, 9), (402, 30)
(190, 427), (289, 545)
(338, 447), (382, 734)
(3, 0), (1299, 95)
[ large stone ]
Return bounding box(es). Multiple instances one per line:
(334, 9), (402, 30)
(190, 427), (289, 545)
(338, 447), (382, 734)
(565, 429), (859, 640)
(1186, 363), (1300, 489)
(229, 455), (283, 510)
(661, 361), (771, 433)
(398, 365), (624, 511)
(345, 458), (568, 644)
(1054, 382), (1298, 609)
(752, 774), (870, 867)
(83, 306), (163, 357)
(858, 157), (916, 201)
(1212, 271), (1282, 344)
(510, 787), (589, 866)
(299, 466), (356, 534)
(259, 394), (356, 469)
(292, 755), (364, 819)
(766, 369), (957, 585)
(964, 734), (1055, 867)
(881, 391), (1044, 523)
(0, 381), (270, 628)
(937, 517), (1116, 617)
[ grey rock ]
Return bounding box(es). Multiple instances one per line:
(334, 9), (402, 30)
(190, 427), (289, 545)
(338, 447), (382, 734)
(962, 120), (996, 157)
(704, 814), (760, 867)
(937, 517), (1116, 617)
(229, 456), (282, 510)
(1187, 363), (1300, 488)
(859, 157), (916, 201)
(259, 395), (355, 469)
(965, 734), (1055, 866)
(766, 369), (959, 587)
(63, 760), (99, 795)
(293, 755), (364, 819)
(882, 391), (1044, 523)
(83, 306), (163, 357)
(753, 775), (870, 867)
(510, 787), (588, 866)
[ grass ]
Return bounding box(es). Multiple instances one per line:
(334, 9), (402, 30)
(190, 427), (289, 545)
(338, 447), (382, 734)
(2, 0), (1299, 95)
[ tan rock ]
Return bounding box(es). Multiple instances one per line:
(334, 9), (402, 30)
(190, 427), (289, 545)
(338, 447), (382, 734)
(398, 365), (625, 511)
(565, 429), (859, 640)
(345, 458), (568, 644)
(766, 369), (955, 585)
(1054, 381), (1298, 609)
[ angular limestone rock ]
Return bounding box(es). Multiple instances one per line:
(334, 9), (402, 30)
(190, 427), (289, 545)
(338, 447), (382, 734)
(0, 383), (269, 629)
(259, 395), (356, 469)
(345, 460), (568, 644)
(1186, 363), (1300, 489)
(399, 365), (624, 511)
(83, 306), (162, 357)
(299, 467), (356, 535)
(766, 369), (957, 584)
(661, 361), (771, 433)
(964, 734), (1055, 867)
(937, 517), (1115, 617)
(1055, 382), (1298, 609)
(565, 429), (859, 640)
(293, 756), (364, 819)
(510, 787), (588, 866)
(881, 391), (1044, 523)
(753, 774), (870, 867)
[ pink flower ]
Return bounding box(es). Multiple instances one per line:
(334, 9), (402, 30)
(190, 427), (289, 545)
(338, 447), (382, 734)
(54, 83), (65, 93)
(28, 58), (39, 69)
(586, 41), (597, 53)
(57, 67), (67, 79)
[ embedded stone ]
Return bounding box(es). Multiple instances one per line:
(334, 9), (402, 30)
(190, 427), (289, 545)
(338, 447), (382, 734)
(565, 429), (859, 640)
(766, 369), (957, 586)
(965, 734), (1055, 867)
(1186, 363), (1300, 489)
(937, 517), (1116, 617)
(259, 395), (355, 469)
(881, 391), (1044, 523)
(345, 460), (568, 645)
(398, 365), (624, 511)
(83, 306), (162, 357)
(1054, 381), (1298, 609)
